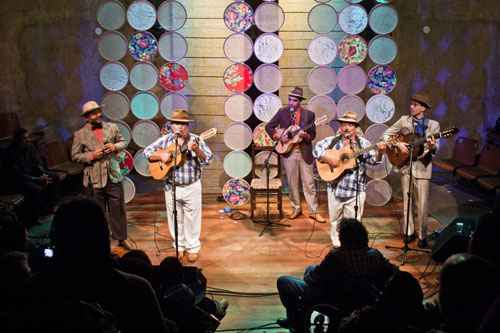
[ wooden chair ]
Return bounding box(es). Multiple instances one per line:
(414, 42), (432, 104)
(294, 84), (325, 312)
(433, 137), (479, 174)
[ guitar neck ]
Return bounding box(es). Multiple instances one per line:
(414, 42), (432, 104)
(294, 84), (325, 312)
(352, 142), (378, 158)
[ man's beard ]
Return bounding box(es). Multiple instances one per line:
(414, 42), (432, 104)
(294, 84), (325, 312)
(90, 119), (103, 127)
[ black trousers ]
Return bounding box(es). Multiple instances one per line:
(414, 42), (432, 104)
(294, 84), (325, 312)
(88, 181), (127, 241)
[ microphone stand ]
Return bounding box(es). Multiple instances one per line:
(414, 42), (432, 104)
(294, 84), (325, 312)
(385, 142), (429, 265)
(170, 135), (180, 259)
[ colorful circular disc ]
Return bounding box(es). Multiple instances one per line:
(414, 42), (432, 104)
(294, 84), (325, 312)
(308, 35), (337, 65)
(133, 149), (151, 177)
(99, 62), (128, 91)
(308, 95), (337, 123)
(130, 91), (159, 120)
(338, 35), (368, 65)
(132, 119), (160, 148)
(337, 64), (367, 95)
(223, 63), (253, 93)
(127, 0), (156, 31)
(102, 92), (130, 121)
(255, 1), (285, 33)
(98, 31), (127, 61)
(159, 62), (189, 92)
(367, 65), (397, 94)
(128, 31), (158, 62)
(254, 63), (282, 93)
(223, 151), (253, 179)
(366, 94), (395, 124)
(158, 31), (188, 62)
(224, 122), (253, 151)
(122, 176), (136, 203)
(225, 93), (253, 122)
(222, 178), (251, 207)
(130, 62), (158, 91)
(368, 35), (398, 65)
(254, 33), (284, 64)
(308, 66), (337, 95)
(339, 5), (368, 35)
(337, 94), (365, 121)
(113, 150), (134, 177)
(224, 1), (254, 33)
(157, 0), (187, 31)
(253, 93), (282, 122)
(114, 120), (132, 146)
(369, 4), (398, 35)
(308, 3), (337, 34)
(224, 33), (253, 63)
(160, 93), (189, 118)
(97, 0), (126, 30)
(253, 122), (275, 147)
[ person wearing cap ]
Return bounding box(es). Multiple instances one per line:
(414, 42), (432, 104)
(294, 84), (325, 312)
(265, 87), (326, 223)
(313, 111), (386, 247)
(144, 109), (213, 263)
(383, 93), (440, 248)
(71, 100), (131, 250)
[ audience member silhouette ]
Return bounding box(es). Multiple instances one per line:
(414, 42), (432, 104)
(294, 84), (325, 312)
(469, 212), (500, 268)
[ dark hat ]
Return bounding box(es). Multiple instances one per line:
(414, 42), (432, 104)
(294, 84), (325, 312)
(80, 100), (103, 117)
(337, 111), (359, 125)
(288, 87), (306, 100)
(411, 93), (432, 109)
(167, 109), (194, 123)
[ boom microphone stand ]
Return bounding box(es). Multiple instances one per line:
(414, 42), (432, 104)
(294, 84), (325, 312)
(170, 135), (181, 259)
(385, 142), (430, 265)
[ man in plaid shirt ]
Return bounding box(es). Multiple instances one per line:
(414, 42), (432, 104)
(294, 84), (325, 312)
(313, 111), (386, 247)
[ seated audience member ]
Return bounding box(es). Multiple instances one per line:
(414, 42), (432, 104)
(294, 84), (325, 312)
(0, 210), (27, 255)
(439, 253), (500, 333)
(21, 197), (169, 333)
(469, 212), (500, 268)
(478, 294), (500, 333)
(276, 218), (398, 333)
(117, 249), (154, 284)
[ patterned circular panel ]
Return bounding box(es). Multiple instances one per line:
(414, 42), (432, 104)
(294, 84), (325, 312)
(159, 31), (188, 62)
(366, 179), (392, 206)
(338, 35), (368, 65)
(130, 62), (158, 91)
(255, 1), (285, 33)
(225, 93), (253, 122)
(337, 94), (365, 121)
(364, 123), (389, 143)
(337, 64), (367, 95)
(308, 35), (337, 66)
(129, 31), (158, 62)
(130, 91), (159, 120)
(308, 4), (337, 34)
(222, 178), (251, 207)
(254, 33), (284, 64)
(112, 150), (134, 179)
(114, 120), (132, 146)
(339, 5), (368, 35)
(223, 63), (253, 93)
(133, 149), (151, 177)
(102, 92), (130, 121)
(224, 122), (253, 151)
(224, 33), (253, 63)
(254, 151), (279, 179)
(97, 0), (126, 30)
(98, 31), (127, 61)
(127, 0), (157, 31)
(254, 64), (282, 93)
(160, 93), (189, 118)
(100, 62), (128, 91)
(253, 123), (275, 147)
(308, 66), (337, 95)
(224, 1), (254, 33)
(159, 62), (189, 92)
(369, 4), (398, 35)
(368, 35), (398, 65)
(366, 94), (395, 124)
(367, 65), (397, 94)
(308, 95), (337, 123)
(367, 154), (392, 179)
(157, 0), (187, 31)
(223, 151), (253, 178)
(122, 176), (136, 203)
(132, 119), (160, 148)
(253, 93), (282, 122)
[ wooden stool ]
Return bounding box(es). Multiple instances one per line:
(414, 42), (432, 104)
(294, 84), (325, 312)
(250, 178), (283, 219)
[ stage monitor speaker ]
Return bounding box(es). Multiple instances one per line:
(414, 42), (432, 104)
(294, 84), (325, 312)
(431, 216), (478, 263)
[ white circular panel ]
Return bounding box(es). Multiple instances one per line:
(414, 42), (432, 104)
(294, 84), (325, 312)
(337, 95), (365, 122)
(366, 94), (395, 124)
(339, 4), (368, 35)
(364, 123), (389, 144)
(224, 93), (253, 122)
(157, 0), (187, 31)
(158, 31), (188, 62)
(223, 151), (253, 179)
(254, 33), (284, 64)
(97, 0), (126, 30)
(98, 31), (127, 61)
(308, 36), (337, 66)
(224, 122), (253, 151)
(127, 0), (157, 31)
(132, 119), (161, 148)
(366, 179), (392, 206)
(160, 93), (189, 119)
(253, 93), (282, 122)
(99, 62), (128, 92)
(133, 149), (151, 177)
(130, 62), (159, 91)
(254, 151), (279, 179)
(254, 64), (282, 93)
(369, 4), (398, 35)
(122, 176), (136, 203)
(223, 33), (254, 63)
(308, 95), (337, 123)
(308, 66), (337, 95)
(255, 2), (285, 33)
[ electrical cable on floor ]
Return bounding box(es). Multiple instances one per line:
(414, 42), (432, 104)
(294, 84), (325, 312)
(304, 218), (333, 259)
(206, 286), (278, 297)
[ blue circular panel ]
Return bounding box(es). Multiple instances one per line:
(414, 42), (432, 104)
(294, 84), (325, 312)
(131, 91), (159, 120)
(368, 35), (397, 65)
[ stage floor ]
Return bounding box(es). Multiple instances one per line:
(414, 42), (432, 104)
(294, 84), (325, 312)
(121, 191), (442, 332)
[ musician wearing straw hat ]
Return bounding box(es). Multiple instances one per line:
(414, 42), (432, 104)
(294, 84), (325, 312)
(144, 109), (213, 263)
(265, 87), (326, 223)
(382, 93), (440, 249)
(71, 100), (131, 249)
(313, 111), (386, 247)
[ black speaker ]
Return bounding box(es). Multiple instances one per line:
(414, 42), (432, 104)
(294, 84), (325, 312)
(431, 217), (477, 263)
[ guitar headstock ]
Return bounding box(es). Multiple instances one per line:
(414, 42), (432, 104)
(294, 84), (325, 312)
(439, 127), (459, 139)
(314, 115), (329, 126)
(200, 127), (217, 140)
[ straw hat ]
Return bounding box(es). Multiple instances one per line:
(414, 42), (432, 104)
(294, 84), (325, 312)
(167, 109), (194, 123)
(80, 100), (103, 117)
(337, 111), (359, 125)
(411, 93), (432, 109)
(288, 87), (305, 100)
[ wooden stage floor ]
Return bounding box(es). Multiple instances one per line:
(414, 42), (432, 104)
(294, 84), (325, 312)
(121, 191), (442, 332)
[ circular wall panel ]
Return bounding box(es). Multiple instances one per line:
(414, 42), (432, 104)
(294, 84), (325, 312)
(159, 62), (189, 92)
(224, 122), (253, 151)
(102, 92), (130, 121)
(254, 151), (279, 179)
(366, 94), (395, 124)
(112, 150), (133, 179)
(122, 176), (136, 203)
(369, 4), (398, 35)
(97, 0), (126, 30)
(157, 0), (187, 31)
(114, 120), (132, 146)
(160, 92), (189, 118)
(130, 91), (159, 120)
(224, 1), (254, 33)
(127, 0), (156, 31)
(313, 124), (335, 145)
(224, 93), (253, 122)
(223, 151), (253, 178)
(255, 1), (285, 33)
(158, 31), (188, 62)
(98, 31), (127, 61)
(253, 122), (275, 148)
(366, 179), (392, 206)
(364, 123), (389, 143)
(308, 35), (337, 65)
(254, 33), (284, 64)
(254, 63), (282, 93)
(337, 64), (367, 95)
(337, 94), (365, 121)
(338, 35), (368, 65)
(133, 149), (151, 177)
(223, 33), (253, 63)
(368, 35), (398, 65)
(308, 66), (337, 95)
(253, 93), (282, 122)
(130, 62), (158, 91)
(308, 4), (337, 34)
(128, 31), (158, 62)
(132, 119), (160, 148)
(367, 154), (392, 179)
(222, 178), (251, 207)
(223, 63), (253, 93)
(308, 95), (337, 123)
(339, 5), (368, 35)
(99, 62), (128, 91)
(367, 64), (397, 94)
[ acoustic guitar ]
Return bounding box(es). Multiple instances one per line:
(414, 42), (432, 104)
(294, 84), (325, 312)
(316, 138), (383, 182)
(274, 115), (329, 154)
(148, 128), (217, 180)
(386, 127), (458, 168)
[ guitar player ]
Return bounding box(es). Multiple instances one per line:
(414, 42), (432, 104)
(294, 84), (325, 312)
(144, 109), (213, 263)
(382, 93), (440, 249)
(265, 87), (326, 223)
(313, 111), (386, 247)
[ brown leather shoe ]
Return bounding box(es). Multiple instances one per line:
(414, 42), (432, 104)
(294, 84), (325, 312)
(311, 213), (326, 223)
(186, 252), (199, 263)
(288, 209), (302, 219)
